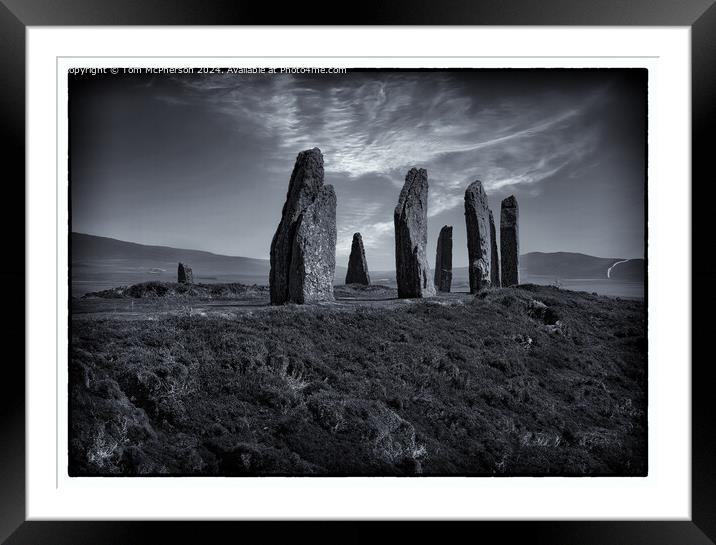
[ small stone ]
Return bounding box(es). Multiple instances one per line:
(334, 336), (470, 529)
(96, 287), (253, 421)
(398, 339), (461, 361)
(345, 232), (370, 285)
(526, 299), (559, 325)
(527, 299), (548, 321)
(177, 262), (193, 284)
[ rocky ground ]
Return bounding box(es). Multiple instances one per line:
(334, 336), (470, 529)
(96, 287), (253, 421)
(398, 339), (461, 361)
(70, 283), (646, 476)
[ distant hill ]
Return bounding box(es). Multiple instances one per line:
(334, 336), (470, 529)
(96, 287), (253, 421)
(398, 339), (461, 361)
(520, 252), (644, 281)
(71, 233), (644, 297)
(71, 233), (347, 297)
(72, 232), (270, 276)
(521, 252), (617, 279)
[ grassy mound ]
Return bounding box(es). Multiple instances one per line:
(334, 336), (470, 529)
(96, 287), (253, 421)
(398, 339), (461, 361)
(69, 285), (646, 476)
(83, 281), (269, 299)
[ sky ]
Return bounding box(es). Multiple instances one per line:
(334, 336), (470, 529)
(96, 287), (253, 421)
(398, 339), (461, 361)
(70, 69), (646, 271)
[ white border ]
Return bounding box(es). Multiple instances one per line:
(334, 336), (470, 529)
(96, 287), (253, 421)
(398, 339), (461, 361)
(26, 27), (691, 520)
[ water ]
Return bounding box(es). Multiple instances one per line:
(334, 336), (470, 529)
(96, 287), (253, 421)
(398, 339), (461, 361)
(521, 275), (644, 299)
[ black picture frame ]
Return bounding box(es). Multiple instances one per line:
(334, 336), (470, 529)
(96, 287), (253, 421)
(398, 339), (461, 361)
(4, 1), (711, 543)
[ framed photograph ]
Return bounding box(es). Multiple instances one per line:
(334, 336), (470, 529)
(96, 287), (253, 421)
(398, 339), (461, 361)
(6, 1), (711, 543)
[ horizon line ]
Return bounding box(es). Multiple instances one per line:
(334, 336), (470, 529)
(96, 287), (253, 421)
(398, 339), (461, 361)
(71, 231), (645, 263)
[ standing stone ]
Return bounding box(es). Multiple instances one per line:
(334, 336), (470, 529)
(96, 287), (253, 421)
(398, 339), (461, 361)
(464, 180), (492, 293)
(394, 168), (436, 298)
(345, 232), (370, 285)
(434, 225), (453, 292)
(289, 186), (337, 303)
(500, 195), (520, 287)
(177, 262), (193, 284)
(269, 148), (336, 304)
(489, 210), (500, 288)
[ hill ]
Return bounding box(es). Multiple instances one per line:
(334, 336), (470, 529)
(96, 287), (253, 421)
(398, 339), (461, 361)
(69, 284), (646, 476)
(521, 252), (617, 278)
(71, 232), (349, 296)
(71, 233), (644, 297)
(72, 232), (270, 277)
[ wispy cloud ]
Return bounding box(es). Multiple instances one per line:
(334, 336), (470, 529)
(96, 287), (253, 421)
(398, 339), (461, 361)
(155, 72), (610, 266)
(166, 71), (603, 189)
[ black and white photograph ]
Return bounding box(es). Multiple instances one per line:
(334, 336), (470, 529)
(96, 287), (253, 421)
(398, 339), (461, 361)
(68, 68), (647, 477)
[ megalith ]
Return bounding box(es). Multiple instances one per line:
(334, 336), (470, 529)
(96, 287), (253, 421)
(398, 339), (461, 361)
(345, 232), (370, 285)
(464, 180), (492, 293)
(500, 195), (520, 287)
(269, 148), (336, 304)
(394, 168), (436, 298)
(177, 262), (193, 284)
(434, 225), (453, 292)
(489, 209), (500, 288)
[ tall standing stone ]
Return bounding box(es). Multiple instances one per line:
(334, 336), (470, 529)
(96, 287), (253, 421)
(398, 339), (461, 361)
(270, 148), (336, 304)
(177, 262), (193, 284)
(489, 210), (500, 288)
(500, 195), (520, 287)
(345, 232), (370, 285)
(434, 225), (453, 292)
(394, 168), (436, 298)
(289, 186), (337, 303)
(464, 180), (492, 293)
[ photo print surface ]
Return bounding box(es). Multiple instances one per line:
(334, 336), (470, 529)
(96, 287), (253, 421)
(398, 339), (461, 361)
(69, 68), (647, 476)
